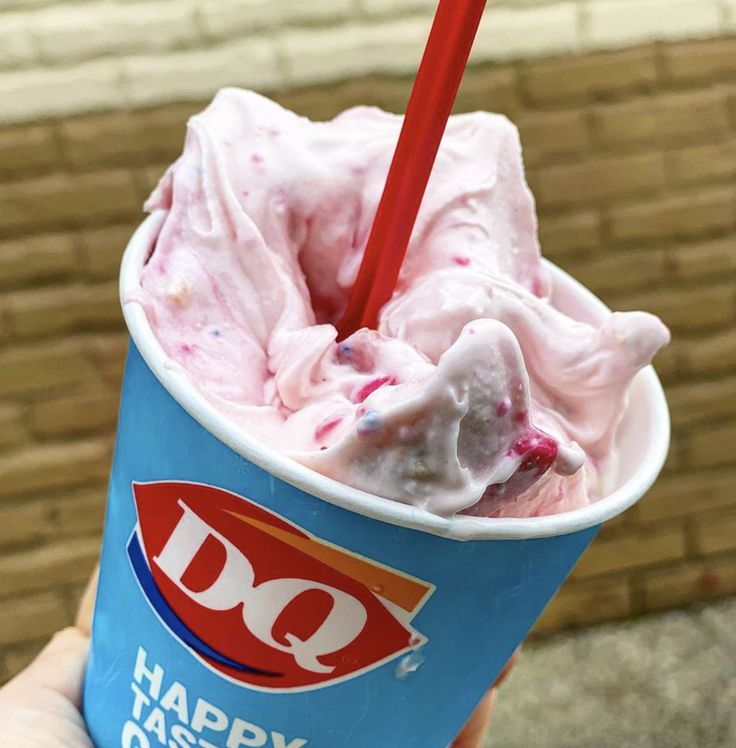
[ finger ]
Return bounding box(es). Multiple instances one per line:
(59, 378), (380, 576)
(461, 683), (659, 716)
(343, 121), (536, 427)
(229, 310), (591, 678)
(451, 688), (498, 748)
(492, 647), (520, 689)
(6, 627), (90, 709)
(76, 566), (99, 635)
(451, 648), (520, 748)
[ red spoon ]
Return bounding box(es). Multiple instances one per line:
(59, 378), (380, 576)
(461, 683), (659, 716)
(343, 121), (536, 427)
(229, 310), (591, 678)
(337, 0), (488, 340)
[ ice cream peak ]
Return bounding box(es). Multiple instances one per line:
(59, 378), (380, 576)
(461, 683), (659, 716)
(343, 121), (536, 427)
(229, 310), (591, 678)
(131, 89), (670, 518)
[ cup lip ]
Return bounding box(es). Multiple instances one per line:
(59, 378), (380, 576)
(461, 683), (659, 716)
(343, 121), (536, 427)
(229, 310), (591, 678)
(120, 212), (671, 541)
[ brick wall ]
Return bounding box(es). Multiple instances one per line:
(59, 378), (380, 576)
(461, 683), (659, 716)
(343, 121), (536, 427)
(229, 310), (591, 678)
(0, 14), (735, 682)
(1, 0), (736, 125)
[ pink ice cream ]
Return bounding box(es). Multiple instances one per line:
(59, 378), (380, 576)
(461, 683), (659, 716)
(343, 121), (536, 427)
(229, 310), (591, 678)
(131, 89), (670, 518)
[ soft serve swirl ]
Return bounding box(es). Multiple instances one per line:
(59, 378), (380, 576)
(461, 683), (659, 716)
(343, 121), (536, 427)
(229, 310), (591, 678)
(131, 89), (669, 517)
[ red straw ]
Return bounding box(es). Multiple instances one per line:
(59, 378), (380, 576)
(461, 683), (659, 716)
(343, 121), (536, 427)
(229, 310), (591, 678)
(337, 0), (488, 339)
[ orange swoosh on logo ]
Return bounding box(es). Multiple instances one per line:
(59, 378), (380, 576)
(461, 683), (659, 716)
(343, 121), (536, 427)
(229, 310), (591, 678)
(225, 510), (432, 613)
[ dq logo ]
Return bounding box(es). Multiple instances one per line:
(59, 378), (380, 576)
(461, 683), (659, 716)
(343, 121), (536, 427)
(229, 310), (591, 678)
(128, 481), (435, 692)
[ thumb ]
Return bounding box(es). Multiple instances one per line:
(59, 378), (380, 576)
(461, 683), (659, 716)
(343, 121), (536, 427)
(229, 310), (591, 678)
(6, 627), (90, 709)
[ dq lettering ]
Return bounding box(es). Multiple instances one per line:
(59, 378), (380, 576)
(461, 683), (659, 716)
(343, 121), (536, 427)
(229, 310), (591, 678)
(153, 501), (368, 673)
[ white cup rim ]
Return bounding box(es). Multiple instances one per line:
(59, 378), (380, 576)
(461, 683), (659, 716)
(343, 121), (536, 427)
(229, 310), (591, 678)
(120, 212), (670, 541)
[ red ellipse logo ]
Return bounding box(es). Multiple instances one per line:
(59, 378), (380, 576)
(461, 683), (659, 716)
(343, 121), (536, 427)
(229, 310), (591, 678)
(129, 481), (435, 692)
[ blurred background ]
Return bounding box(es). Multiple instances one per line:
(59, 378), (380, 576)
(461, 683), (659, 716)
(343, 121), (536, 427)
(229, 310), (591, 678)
(0, 0), (734, 745)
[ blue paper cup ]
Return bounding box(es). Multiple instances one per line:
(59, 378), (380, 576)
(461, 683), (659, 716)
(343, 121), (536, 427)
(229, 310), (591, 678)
(84, 213), (670, 748)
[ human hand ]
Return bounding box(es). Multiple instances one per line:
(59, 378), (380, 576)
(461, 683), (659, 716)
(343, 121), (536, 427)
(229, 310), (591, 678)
(0, 570), (516, 748)
(451, 649), (519, 748)
(0, 569), (97, 747)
